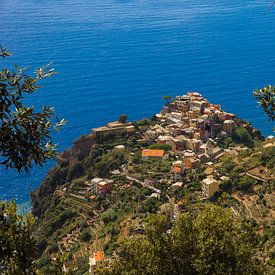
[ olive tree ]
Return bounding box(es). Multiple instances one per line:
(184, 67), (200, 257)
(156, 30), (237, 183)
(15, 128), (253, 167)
(0, 46), (65, 173)
(0, 200), (37, 274)
(254, 85), (275, 121)
(0, 47), (65, 273)
(105, 205), (263, 274)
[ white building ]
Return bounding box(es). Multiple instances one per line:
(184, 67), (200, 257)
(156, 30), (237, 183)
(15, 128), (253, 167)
(89, 251), (105, 275)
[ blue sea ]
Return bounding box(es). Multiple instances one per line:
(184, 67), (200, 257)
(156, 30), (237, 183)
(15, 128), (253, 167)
(0, 0), (274, 208)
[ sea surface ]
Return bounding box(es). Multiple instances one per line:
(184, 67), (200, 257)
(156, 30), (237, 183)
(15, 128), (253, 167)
(0, 0), (274, 208)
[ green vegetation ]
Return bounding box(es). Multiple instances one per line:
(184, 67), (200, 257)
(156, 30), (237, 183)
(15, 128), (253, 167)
(232, 127), (253, 147)
(102, 209), (117, 224)
(218, 124), (262, 149)
(0, 47), (65, 173)
(0, 201), (37, 274)
(162, 95), (172, 105)
(1, 56), (274, 274)
(94, 148), (127, 177)
(0, 47), (66, 274)
(105, 205), (262, 274)
(261, 146), (275, 171)
(80, 228), (92, 243)
(148, 143), (172, 151)
(118, 114), (128, 123)
(254, 85), (275, 121)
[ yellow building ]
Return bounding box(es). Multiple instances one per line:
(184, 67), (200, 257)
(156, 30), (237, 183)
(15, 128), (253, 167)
(202, 177), (219, 198)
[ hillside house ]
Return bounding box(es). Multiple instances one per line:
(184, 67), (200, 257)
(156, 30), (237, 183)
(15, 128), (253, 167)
(92, 121), (134, 138)
(171, 160), (184, 181)
(89, 251), (106, 275)
(174, 95), (190, 112)
(223, 119), (235, 133)
(184, 157), (200, 170)
(97, 181), (112, 194)
(172, 136), (188, 152)
(143, 129), (158, 141)
(202, 177), (219, 198)
(142, 149), (166, 160)
(91, 178), (113, 195)
(171, 182), (183, 189)
(200, 139), (216, 155)
(157, 135), (174, 145)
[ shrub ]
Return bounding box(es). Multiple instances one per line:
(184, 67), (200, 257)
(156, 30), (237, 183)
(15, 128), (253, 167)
(232, 127), (253, 147)
(80, 228), (92, 242)
(102, 209), (117, 224)
(149, 143), (172, 151)
(238, 176), (256, 191)
(118, 114), (128, 123)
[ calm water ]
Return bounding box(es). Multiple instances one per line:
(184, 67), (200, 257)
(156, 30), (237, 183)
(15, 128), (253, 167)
(0, 0), (274, 206)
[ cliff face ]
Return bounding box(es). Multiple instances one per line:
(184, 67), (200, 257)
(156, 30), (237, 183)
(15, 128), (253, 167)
(31, 94), (272, 273)
(31, 135), (94, 219)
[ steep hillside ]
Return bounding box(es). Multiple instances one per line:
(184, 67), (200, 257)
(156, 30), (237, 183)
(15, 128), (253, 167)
(31, 93), (274, 274)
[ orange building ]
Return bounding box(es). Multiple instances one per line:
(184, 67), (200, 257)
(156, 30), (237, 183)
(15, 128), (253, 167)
(184, 157), (200, 170)
(172, 165), (184, 181)
(142, 149), (165, 160)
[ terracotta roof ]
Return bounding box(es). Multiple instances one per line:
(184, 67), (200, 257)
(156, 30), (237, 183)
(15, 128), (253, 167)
(173, 166), (182, 173)
(142, 149), (165, 157)
(94, 251), (105, 261)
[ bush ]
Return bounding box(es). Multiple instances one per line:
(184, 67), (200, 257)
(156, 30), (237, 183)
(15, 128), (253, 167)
(222, 157), (235, 172)
(232, 127), (253, 147)
(118, 114), (128, 123)
(95, 149), (127, 177)
(149, 144), (172, 151)
(102, 209), (117, 224)
(80, 228), (92, 242)
(219, 136), (234, 148)
(261, 147), (275, 170)
(106, 205), (262, 274)
(51, 210), (76, 231)
(238, 176), (256, 191)
(76, 256), (89, 274)
(132, 151), (142, 164)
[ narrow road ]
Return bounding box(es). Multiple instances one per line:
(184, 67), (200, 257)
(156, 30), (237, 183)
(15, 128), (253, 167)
(123, 170), (177, 220)
(125, 174), (161, 194)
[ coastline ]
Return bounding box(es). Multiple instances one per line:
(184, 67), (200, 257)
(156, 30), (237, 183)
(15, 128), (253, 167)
(10, 92), (270, 210)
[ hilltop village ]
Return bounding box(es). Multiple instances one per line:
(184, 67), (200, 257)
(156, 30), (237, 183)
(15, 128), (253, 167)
(91, 92), (261, 199)
(31, 92), (275, 274)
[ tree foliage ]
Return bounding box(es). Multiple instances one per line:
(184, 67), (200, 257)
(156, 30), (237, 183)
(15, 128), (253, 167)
(105, 205), (263, 275)
(94, 149), (127, 177)
(0, 201), (37, 274)
(80, 228), (92, 242)
(149, 143), (172, 151)
(0, 47), (65, 173)
(102, 209), (117, 224)
(118, 114), (128, 123)
(232, 127), (253, 147)
(162, 95), (172, 105)
(254, 85), (275, 121)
